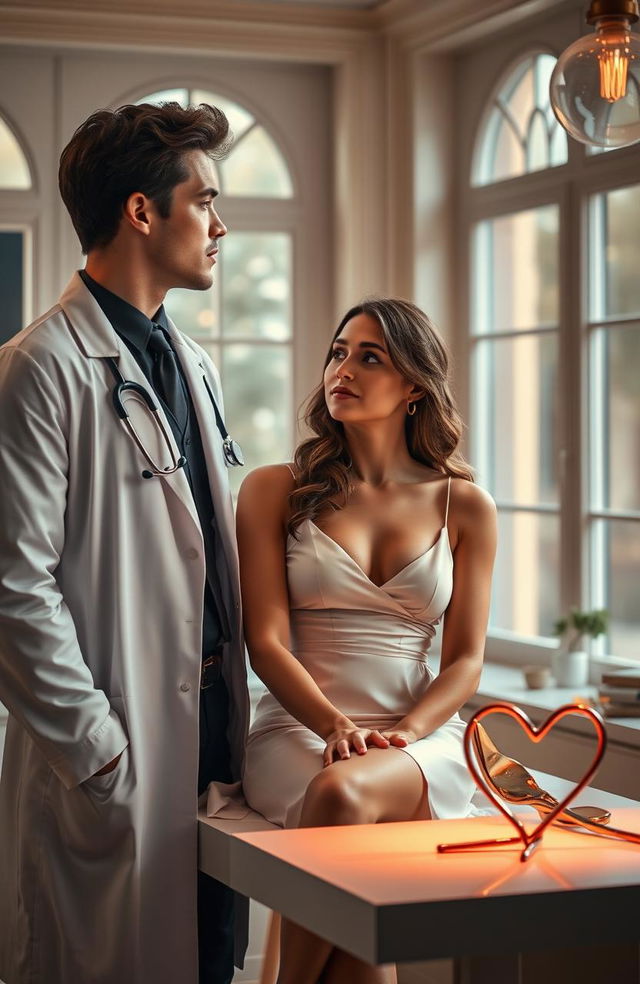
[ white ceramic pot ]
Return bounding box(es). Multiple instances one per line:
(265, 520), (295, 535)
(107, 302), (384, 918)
(523, 665), (552, 690)
(552, 649), (589, 688)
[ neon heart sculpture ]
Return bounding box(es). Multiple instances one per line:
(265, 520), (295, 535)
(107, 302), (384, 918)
(438, 701), (608, 862)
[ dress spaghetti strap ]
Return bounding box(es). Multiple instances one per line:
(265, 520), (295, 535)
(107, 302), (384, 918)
(444, 476), (452, 530)
(285, 462), (296, 479)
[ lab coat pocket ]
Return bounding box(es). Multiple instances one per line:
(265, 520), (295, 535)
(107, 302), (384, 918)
(83, 743), (129, 798)
(69, 693), (136, 855)
(68, 744), (136, 862)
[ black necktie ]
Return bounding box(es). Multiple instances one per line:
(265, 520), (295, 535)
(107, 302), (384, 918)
(148, 325), (188, 434)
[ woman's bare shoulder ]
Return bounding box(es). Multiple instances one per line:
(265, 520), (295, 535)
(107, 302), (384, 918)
(237, 465), (294, 530)
(450, 478), (496, 528)
(238, 463), (296, 512)
(240, 462), (295, 486)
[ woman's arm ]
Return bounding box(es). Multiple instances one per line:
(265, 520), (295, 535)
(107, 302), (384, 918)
(237, 464), (389, 762)
(384, 480), (497, 744)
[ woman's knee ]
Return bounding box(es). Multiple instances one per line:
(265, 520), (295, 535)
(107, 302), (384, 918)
(301, 767), (375, 826)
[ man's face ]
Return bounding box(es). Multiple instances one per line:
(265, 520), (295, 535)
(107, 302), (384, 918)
(147, 149), (227, 292)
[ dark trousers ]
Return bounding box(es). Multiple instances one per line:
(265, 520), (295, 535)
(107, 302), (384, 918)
(198, 669), (235, 984)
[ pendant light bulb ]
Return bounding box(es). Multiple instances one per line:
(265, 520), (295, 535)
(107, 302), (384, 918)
(597, 19), (631, 100)
(550, 0), (640, 148)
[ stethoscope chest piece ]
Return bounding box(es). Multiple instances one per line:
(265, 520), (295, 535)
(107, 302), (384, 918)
(201, 373), (244, 468)
(223, 437), (244, 468)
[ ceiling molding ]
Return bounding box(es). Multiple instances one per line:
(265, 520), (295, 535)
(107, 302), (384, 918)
(0, 0), (373, 35)
(0, 3), (375, 60)
(374, 0), (580, 51)
(0, 0), (582, 57)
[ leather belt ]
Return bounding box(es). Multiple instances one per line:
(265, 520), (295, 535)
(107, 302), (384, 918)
(200, 650), (224, 691)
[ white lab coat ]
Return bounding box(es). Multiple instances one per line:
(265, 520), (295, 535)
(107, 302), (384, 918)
(0, 274), (250, 984)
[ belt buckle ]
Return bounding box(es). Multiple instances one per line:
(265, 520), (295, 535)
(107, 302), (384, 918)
(200, 653), (219, 691)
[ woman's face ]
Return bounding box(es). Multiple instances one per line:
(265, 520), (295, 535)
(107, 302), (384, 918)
(323, 313), (417, 423)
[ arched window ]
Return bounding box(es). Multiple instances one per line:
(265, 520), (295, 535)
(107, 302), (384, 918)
(470, 54), (562, 643)
(0, 114), (31, 189)
(141, 87), (293, 198)
(0, 112), (33, 345)
(473, 52), (567, 186)
(466, 41), (640, 665)
(136, 87), (295, 495)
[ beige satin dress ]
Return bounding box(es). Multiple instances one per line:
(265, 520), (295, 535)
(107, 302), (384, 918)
(243, 477), (477, 828)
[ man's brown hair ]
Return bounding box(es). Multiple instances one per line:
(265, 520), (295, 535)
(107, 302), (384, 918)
(59, 101), (230, 254)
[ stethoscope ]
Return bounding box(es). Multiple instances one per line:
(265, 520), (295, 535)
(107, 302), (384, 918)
(105, 357), (244, 479)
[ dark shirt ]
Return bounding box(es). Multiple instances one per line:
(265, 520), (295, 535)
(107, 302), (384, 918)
(79, 269), (230, 655)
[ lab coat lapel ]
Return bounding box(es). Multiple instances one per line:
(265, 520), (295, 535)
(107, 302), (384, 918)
(168, 326), (239, 588)
(59, 274), (201, 535)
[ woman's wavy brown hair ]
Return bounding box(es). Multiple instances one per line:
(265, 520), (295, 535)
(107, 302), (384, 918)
(288, 298), (473, 537)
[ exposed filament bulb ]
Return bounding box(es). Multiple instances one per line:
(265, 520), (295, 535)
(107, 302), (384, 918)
(597, 20), (632, 100)
(549, 0), (640, 148)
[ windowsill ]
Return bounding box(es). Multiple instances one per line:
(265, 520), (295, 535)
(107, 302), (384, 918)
(473, 660), (640, 749)
(484, 630), (640, 681)
(5, 663), (638, 751)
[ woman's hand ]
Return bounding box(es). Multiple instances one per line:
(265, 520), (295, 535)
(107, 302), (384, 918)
(380, 728), (419, 748)
(322, 725), (390, 767)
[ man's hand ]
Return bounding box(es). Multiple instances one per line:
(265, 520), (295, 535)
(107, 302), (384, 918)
(92, 752), (123, 777)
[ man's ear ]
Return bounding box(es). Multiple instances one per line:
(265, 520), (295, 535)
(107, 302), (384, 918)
(123, 192), (153, 237)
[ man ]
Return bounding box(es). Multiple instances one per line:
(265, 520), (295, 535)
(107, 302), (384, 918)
(0, 102), (249, 984)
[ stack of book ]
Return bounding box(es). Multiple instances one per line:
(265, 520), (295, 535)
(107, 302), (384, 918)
(598, 668), (640, 718)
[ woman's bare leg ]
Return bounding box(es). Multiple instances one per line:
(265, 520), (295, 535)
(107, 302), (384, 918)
(260, 912), (281, 984)
(276, 748), (429, 984)
(323, 950), (398, 984)
(275, 919), (335, 984)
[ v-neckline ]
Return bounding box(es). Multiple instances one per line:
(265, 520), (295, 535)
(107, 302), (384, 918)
(307, 520), (449, 590)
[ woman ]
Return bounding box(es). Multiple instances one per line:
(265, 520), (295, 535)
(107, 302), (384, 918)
(238, 298), (497, 984)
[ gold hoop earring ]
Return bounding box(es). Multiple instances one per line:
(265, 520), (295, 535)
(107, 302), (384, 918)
(407, 401), (417, 416)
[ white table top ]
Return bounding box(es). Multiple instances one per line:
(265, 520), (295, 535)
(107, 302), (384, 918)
(199, 778), (640, 963)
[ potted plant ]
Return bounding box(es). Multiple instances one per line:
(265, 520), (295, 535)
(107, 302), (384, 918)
(552, 608), (609, 687)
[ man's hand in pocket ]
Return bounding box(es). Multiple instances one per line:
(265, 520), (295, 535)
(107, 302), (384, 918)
(92, 753), (123, 778)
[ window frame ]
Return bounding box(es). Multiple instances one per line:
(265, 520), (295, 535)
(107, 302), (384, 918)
(0, 108), (37, 334)
(584, 179), (640, 664)
(0, 222), (33, 335)
(457, 41), (640, 671)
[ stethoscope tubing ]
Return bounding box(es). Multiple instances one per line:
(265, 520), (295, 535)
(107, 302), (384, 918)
(105, 356), (243, 476)
(201, 373), (244, 467)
